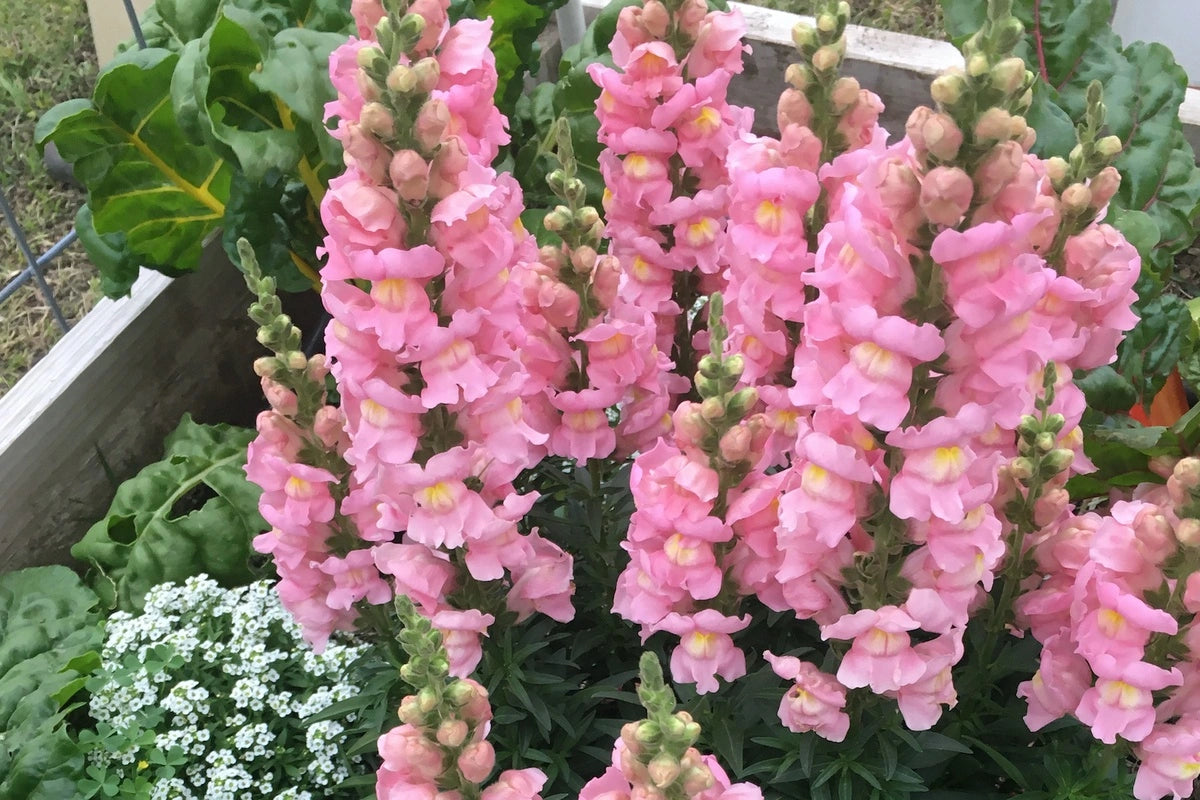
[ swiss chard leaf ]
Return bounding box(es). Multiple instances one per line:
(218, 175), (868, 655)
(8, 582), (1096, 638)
(35, 48), (233, 293)
(71, 415), (266, 612)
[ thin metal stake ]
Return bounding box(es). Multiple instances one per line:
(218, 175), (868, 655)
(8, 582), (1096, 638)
(122, 0), (148, 50)
(0, 187), (71, 332)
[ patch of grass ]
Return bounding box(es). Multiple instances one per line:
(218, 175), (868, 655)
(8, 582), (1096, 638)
(744, 0), (946, 40)
(0, 0), (100, 394)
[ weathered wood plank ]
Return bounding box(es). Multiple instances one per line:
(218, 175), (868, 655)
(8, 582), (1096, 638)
(0, 246), (262, 571)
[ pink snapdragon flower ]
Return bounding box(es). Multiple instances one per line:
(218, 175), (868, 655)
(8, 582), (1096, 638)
(763, 652), (850, 741)
(822, 606), (926, 693)
(657, 610), (752, 694)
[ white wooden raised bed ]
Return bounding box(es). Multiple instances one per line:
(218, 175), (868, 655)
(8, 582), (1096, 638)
(3, 0), (1200, 571)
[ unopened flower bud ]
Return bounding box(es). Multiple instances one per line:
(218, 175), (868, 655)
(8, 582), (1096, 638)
(1045, 156), (1068, 186)
(681, 764), (715, 795)
(428, 137), (469, 198)
(1035, 431), (1056, 453)
(778, 88), (814, 129)
(1060, 182), (1093, 214)
(812, 44), (841, 73)
(631, 787), (667, 800)
(698, 354), (722, 377)
(921, 113), (964, 161)
(398, 694), (422, 724)
(641, 0), (670, 38)
(726, 387), (759, 417)
(1150, 455), (1181, 479)
(395, 11), (427, 49)
(571, 245), (597, 275)
(576, 207), (600, 228)
(700, 397), (725, 420)
(386, 64), (417, 94)
(1096, 134), (1123, 160)
(676, 0), (707, 37)
(975, 140), (1024, 198)
(414, 98), (451, 151)
(719, 425), (752, 463)
(286, 350), (308, 370)
(1175, 458), (1200, 490)
(905, 106), (933, 153)
(412, 57), (441, 93)
(974, 107), (1013, 141)
(417, 686), (439, 713)
(1009, 456), (1034, 481)
(648, 752), (681, 788)
(791, 22), (817, 51)
(831, 76), (861, 111)
(817, 12), (837, 33)
(390, 149), (430, 202)
(592, 256), (620, 309)
(1176, 518), (1200, 547)
(635, 719), (661, 746)
(1089, 166), (1121, 208)
(457, 740), (495, 784)
(543, 206), (572, 232)
(1043, 448), (1075, 474)
(919, 166), (974, 226)
(253, 356), (279, 378)
(724, 353), (745, 378)
(930, 73), (967, 107)
(356, 45), (385, 71)
(990, 57), (1026, 93)
(1034, 487), (1070, 527)
(966, 53), (990, 78)
(785, 62), (812, 90)
(437, 719), (469, 747)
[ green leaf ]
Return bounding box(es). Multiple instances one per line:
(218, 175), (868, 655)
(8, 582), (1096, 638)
(71, 415), (266, 611)
(221, 170), (319, 292)
(1115, 293), (1192, 403)
(36, 48), (233, 294)
(0, 568), (102, 800)
(73, 205), (142, 298)
(1075, 365), (1138, 414)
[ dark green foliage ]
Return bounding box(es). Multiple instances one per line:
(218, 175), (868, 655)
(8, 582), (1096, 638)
(0, 567), (103, 800)
(71, 415), (267, 611)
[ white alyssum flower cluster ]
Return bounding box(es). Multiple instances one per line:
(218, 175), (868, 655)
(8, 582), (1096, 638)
(88, 576), (367, 799)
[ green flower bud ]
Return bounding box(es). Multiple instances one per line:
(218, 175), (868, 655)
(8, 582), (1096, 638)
(395, 12), (427, 50)
(698, 354), (722, 378)
(1042, 448), (1075, 475)
(724, 353), (745, 379)
(1044, 413), (1065, 434)
(791, 22), (818, 51)
(930, 73), (967, 107)
(967, 53), (990, 78)
(1035, 431), (1056, 453)
(816, 12), (837, 34)
(286, 351), (309, 371)
(1009, 456), (1034, 481)
(725, 386), (759, 417)
(1096, 134), (1123, 160)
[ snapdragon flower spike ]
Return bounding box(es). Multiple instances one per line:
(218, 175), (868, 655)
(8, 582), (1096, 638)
(783, 1), (885, 162)
(614, 296), (781, 694)
(590, 0), (752, 453)
(579, 652), (764, 800)
(1012, 461), (1200, 799)
(514, 119), (659, 464)
(261, 0), (576, 668)
(702, 0), (1141, 736)
(240, 240), (364, 648)
(377, 596), (548, 800)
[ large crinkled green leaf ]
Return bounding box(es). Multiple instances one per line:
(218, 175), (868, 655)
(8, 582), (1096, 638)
(35, 48), (233, 291)
(0, 567), (102, 800)
(174, 10), (303, 184)
(72, 415), (266, 612)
